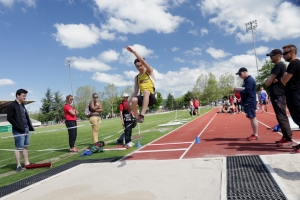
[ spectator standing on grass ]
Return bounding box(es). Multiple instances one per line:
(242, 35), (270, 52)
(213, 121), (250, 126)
(63, 95), (78, 153)
(233, 68), (259, 141)
(265, 49), (293, 147)
(125, 46), (156, 124)
(118, 93), (135, 147)
(89, 93), (102, 143)
(259, 86), (268, 113)
(189, 98), (194, 116)
(193, 98), (199, 116)
(280, 44), (300, 153)
(7, 89), (35, 172)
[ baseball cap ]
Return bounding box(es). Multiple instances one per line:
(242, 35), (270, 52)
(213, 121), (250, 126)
(122, 93), (129, 97)
(266, 49), (282, 56)
(236, 67), (248, 75)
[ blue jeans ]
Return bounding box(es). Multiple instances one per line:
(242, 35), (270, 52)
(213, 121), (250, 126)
(13, 128), (30, 149)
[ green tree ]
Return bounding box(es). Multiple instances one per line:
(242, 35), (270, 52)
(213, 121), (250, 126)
(182, 91), (193, 108)
(102, 83), (119, 117)
(52, 91), (64, 122)
(151, 91), (162, 110)
(165, 93), (175, 110)
(255, 59), (278, 92)
(74, 85), (97, 119)
(218, 72), (235, 98)
(201, 73), (218, 104)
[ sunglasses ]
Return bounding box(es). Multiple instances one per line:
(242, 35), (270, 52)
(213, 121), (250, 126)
(283, 50), (292, 56)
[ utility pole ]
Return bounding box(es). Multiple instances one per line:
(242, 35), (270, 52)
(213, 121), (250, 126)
(245, 20), (259, 76)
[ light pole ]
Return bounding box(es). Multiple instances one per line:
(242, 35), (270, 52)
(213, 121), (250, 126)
(65, 58), (75, 104)
(245, 20), (259, 76)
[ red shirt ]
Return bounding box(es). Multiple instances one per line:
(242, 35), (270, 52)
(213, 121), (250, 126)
(235, 93), (241, 99)
(193, 100), (199, 108)
(119, 100), (127, 111)
(229, 97), (233, 103)
(63, 104), (76, 121)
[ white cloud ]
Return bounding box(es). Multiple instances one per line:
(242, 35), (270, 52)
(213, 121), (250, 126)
(98, 49), (119, 63)
(188, 29), (198, 36)
(10, 92), (15, 96)
(117, 36), (127, 42)
(174, 57), (185, 63)
(0, 78), (15, 86)
(0, 0), (36, 7)
(53, 23), (101, 49)
(184, 47), (202, 56)
(247, 46), (269, 55)
(200, 0), (300, 43)
(206, 47), (231, 59)
(200, 27), (208, 36)
(120, 44), (154, 66)
(68, 57), (112, 72)
(93, 0), (185, 34)
(92, 72), (133, 86)
(171, 47), (179, 52)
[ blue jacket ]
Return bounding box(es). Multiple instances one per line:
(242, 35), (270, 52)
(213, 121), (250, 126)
(240, 75), (256, 108)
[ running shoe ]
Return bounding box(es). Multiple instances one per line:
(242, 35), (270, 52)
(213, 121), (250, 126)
(247, 134), (259, 141)
(125, 142), (134, 148)
(277, 139), (293, 147)
(290, 145), (300, 154)
(136, 115), (144, 123)
(70, 147), (78, 152)
(275, 137), (285, 144)
(16, 166), (24, 172)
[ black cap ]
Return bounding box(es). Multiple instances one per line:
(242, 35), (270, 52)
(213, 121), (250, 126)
(236, 67), (248, 75)
(266, 49), (282, 56)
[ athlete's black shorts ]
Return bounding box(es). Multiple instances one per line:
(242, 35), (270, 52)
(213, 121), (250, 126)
(137, 93), (156, 107)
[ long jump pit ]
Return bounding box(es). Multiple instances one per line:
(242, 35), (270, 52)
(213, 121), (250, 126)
(1, 158), (224, 200)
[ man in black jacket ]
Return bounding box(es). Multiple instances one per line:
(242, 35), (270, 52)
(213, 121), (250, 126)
(7, 89), (34, 172)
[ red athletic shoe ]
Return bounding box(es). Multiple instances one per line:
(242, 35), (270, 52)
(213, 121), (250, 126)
(275, 137), (284, 144)
(277, 139), (293, 147)
(247, 134), (259, 141)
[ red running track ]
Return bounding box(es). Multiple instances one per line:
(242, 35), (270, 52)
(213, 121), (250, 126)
(123, 106), (300, 161)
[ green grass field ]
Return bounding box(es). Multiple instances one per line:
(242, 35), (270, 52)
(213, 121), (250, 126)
(0, 108), (212, 187)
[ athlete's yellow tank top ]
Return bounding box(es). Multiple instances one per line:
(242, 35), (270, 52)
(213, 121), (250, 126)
(137, 73), (155, 95)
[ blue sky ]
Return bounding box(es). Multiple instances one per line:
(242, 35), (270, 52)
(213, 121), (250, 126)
(1, 0), (300, 112)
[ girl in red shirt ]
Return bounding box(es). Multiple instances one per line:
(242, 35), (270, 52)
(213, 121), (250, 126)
(63, 95), (78, 152)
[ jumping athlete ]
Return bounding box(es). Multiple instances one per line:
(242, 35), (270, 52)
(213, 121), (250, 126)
(125, 46), (156, 124)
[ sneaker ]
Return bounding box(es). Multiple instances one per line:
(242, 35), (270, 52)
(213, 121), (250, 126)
(290, 145), (300, 154)
(277, 140), (293, 147)
(125, 142), (134, 147)
(136, 115), (144, 123)
(16, 166), (24, 172)
(70, 147), (78, 152)
(275, 137), (285, 144)
(247, 134), (259, 141)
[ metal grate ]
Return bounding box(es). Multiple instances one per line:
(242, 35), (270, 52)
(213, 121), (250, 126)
(227, 155), (287, 200)
(0, 157), (122, 198)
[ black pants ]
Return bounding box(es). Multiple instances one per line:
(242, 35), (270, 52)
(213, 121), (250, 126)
(65, 120), (77, 148)
(124, 121), (133, 143)
(271, 95), (292, 140)
(286, 91), (300, 127)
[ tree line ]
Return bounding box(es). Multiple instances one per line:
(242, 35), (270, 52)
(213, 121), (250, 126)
(31, 60), (273, 122)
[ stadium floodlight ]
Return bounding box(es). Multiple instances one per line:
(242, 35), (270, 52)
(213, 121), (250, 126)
(245, 20), (259, 76)
(65, 58), (75, 104)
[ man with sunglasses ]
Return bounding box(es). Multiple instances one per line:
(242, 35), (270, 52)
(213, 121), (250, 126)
(89, 93), (102, 143)
(264, 49), (293, 147)
(125, 46), (156, 124)
(280, 44), (300, 153)
(233, 68), (259, 141)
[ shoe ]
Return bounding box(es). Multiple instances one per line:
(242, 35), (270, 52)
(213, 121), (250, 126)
(70, 147), (78, 152)
(16, 166), (24, 172)
(290, 145), (300, 154)
(275, 137), (285, 144)
(136, 115), (144, 123)
(277, 139), (293, 147)
(247, 134), (259, 141)
(125, 142), (134, 147)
